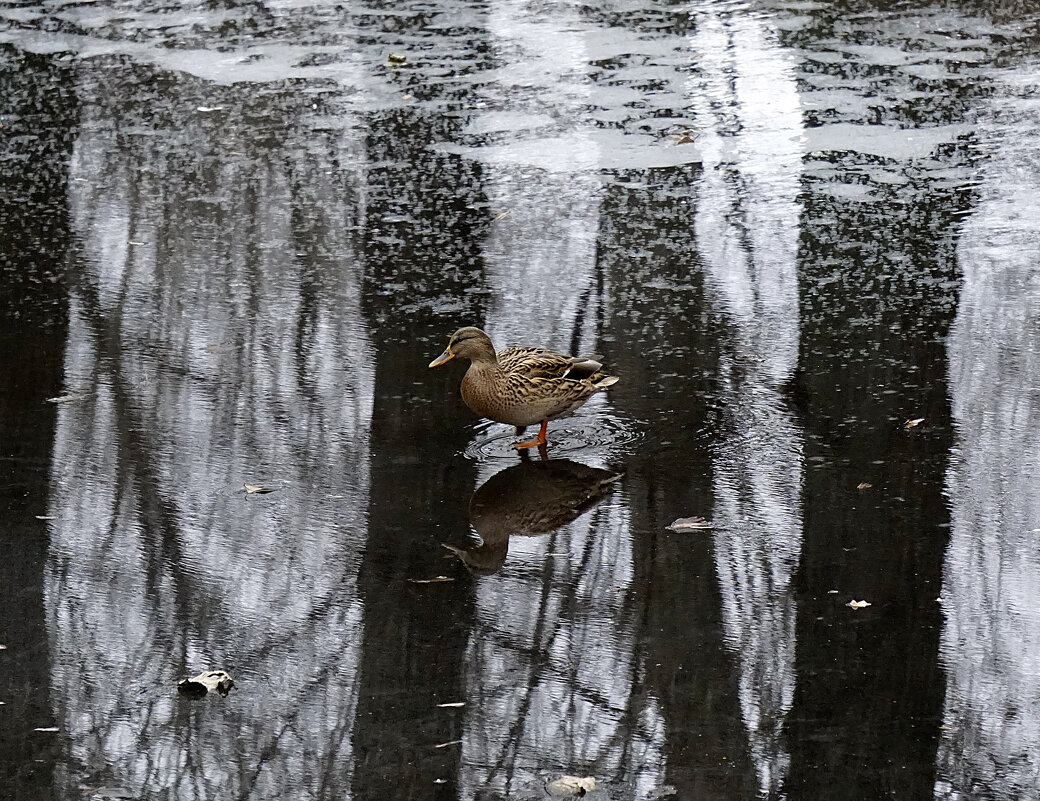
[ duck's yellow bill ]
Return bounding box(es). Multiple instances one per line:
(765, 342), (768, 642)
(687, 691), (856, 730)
(429, 349), (455, 368)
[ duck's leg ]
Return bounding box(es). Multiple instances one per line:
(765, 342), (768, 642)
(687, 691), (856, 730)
(513, 420), (548, 450)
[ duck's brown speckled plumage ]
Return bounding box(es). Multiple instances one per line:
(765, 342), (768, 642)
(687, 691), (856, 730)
(429, 327), (619, 449)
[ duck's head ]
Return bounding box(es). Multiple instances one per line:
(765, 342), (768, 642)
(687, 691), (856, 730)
(429, 327), (496, 367)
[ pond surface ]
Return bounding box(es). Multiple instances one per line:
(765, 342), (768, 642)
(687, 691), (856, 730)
(1, 1), (1039, 799)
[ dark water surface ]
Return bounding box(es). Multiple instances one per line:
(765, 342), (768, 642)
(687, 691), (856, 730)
(1, 0), (1039, 799)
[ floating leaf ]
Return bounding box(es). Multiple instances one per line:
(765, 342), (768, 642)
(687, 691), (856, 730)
(81, 787), (136, 799)
(34, 726), (59, 732)
(846, 599), (871, 609)
(547, 776), (596, 797)
(35, 515), (56, 520)
(46, 393), (89, 404)
(434, 739), (462, 749)
(437, 701), (465, 708)
(493, 210), (511, 221)
(856, 482), (872, 490)
(905, 418), (925, 429)
(243, 484), (274, 494)
(667, 516), (714, 532)
(387, 53), (407, 65)
(178, 669), (234, 697)
(409, 576), (455, 584)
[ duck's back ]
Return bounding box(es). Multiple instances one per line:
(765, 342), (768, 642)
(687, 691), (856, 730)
(497, 347), (604, 380)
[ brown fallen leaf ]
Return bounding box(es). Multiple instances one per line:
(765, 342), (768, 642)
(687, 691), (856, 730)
(846, 599), (871, 609)
(905, 418), (925, 429)
(547, 776), (596, 797)
(667, 516), (714, 532)
(675, 132), (697, 145)
(856, 482), (872, 490)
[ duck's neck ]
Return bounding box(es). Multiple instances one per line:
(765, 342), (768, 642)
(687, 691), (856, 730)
(467, 352), (500, 373)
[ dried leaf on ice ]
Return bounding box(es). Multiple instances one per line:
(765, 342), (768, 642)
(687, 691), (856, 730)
(178, 669), (234, 697)
(667, 516), (714, 532)
(846, 599), (871, 609)
(547, 776), (597, 796)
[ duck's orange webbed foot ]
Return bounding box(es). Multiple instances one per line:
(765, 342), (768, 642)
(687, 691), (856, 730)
(512, 420), (548, 450)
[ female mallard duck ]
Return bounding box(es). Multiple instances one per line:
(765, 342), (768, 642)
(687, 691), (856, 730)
(429, 327), (619, 449)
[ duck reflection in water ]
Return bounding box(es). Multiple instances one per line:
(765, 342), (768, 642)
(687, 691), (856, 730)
(443, 456), (623, 575)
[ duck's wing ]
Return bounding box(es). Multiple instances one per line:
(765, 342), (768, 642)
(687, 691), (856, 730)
(500, 372), (604, 422)
(497, 346), (604, 380)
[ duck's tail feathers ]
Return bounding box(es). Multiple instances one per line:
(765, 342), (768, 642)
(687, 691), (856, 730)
(563, 357), (604, 379)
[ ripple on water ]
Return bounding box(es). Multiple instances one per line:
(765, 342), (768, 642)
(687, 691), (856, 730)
(462, 413), (645, 462)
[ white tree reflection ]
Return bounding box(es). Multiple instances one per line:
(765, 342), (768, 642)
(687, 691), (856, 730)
(689, 8), (804, 798)
(939, 77), (1040, 800)
(453, 2), (664, 797)
(46, 65), (373, 800)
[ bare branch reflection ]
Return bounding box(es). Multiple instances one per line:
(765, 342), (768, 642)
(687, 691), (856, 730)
(689, 7), (804, 797)
(46, 65), (373, 799)
(940, 77), (1040, 800)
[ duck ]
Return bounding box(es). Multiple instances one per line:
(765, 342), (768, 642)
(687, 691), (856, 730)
(428, 326), (619, 450)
